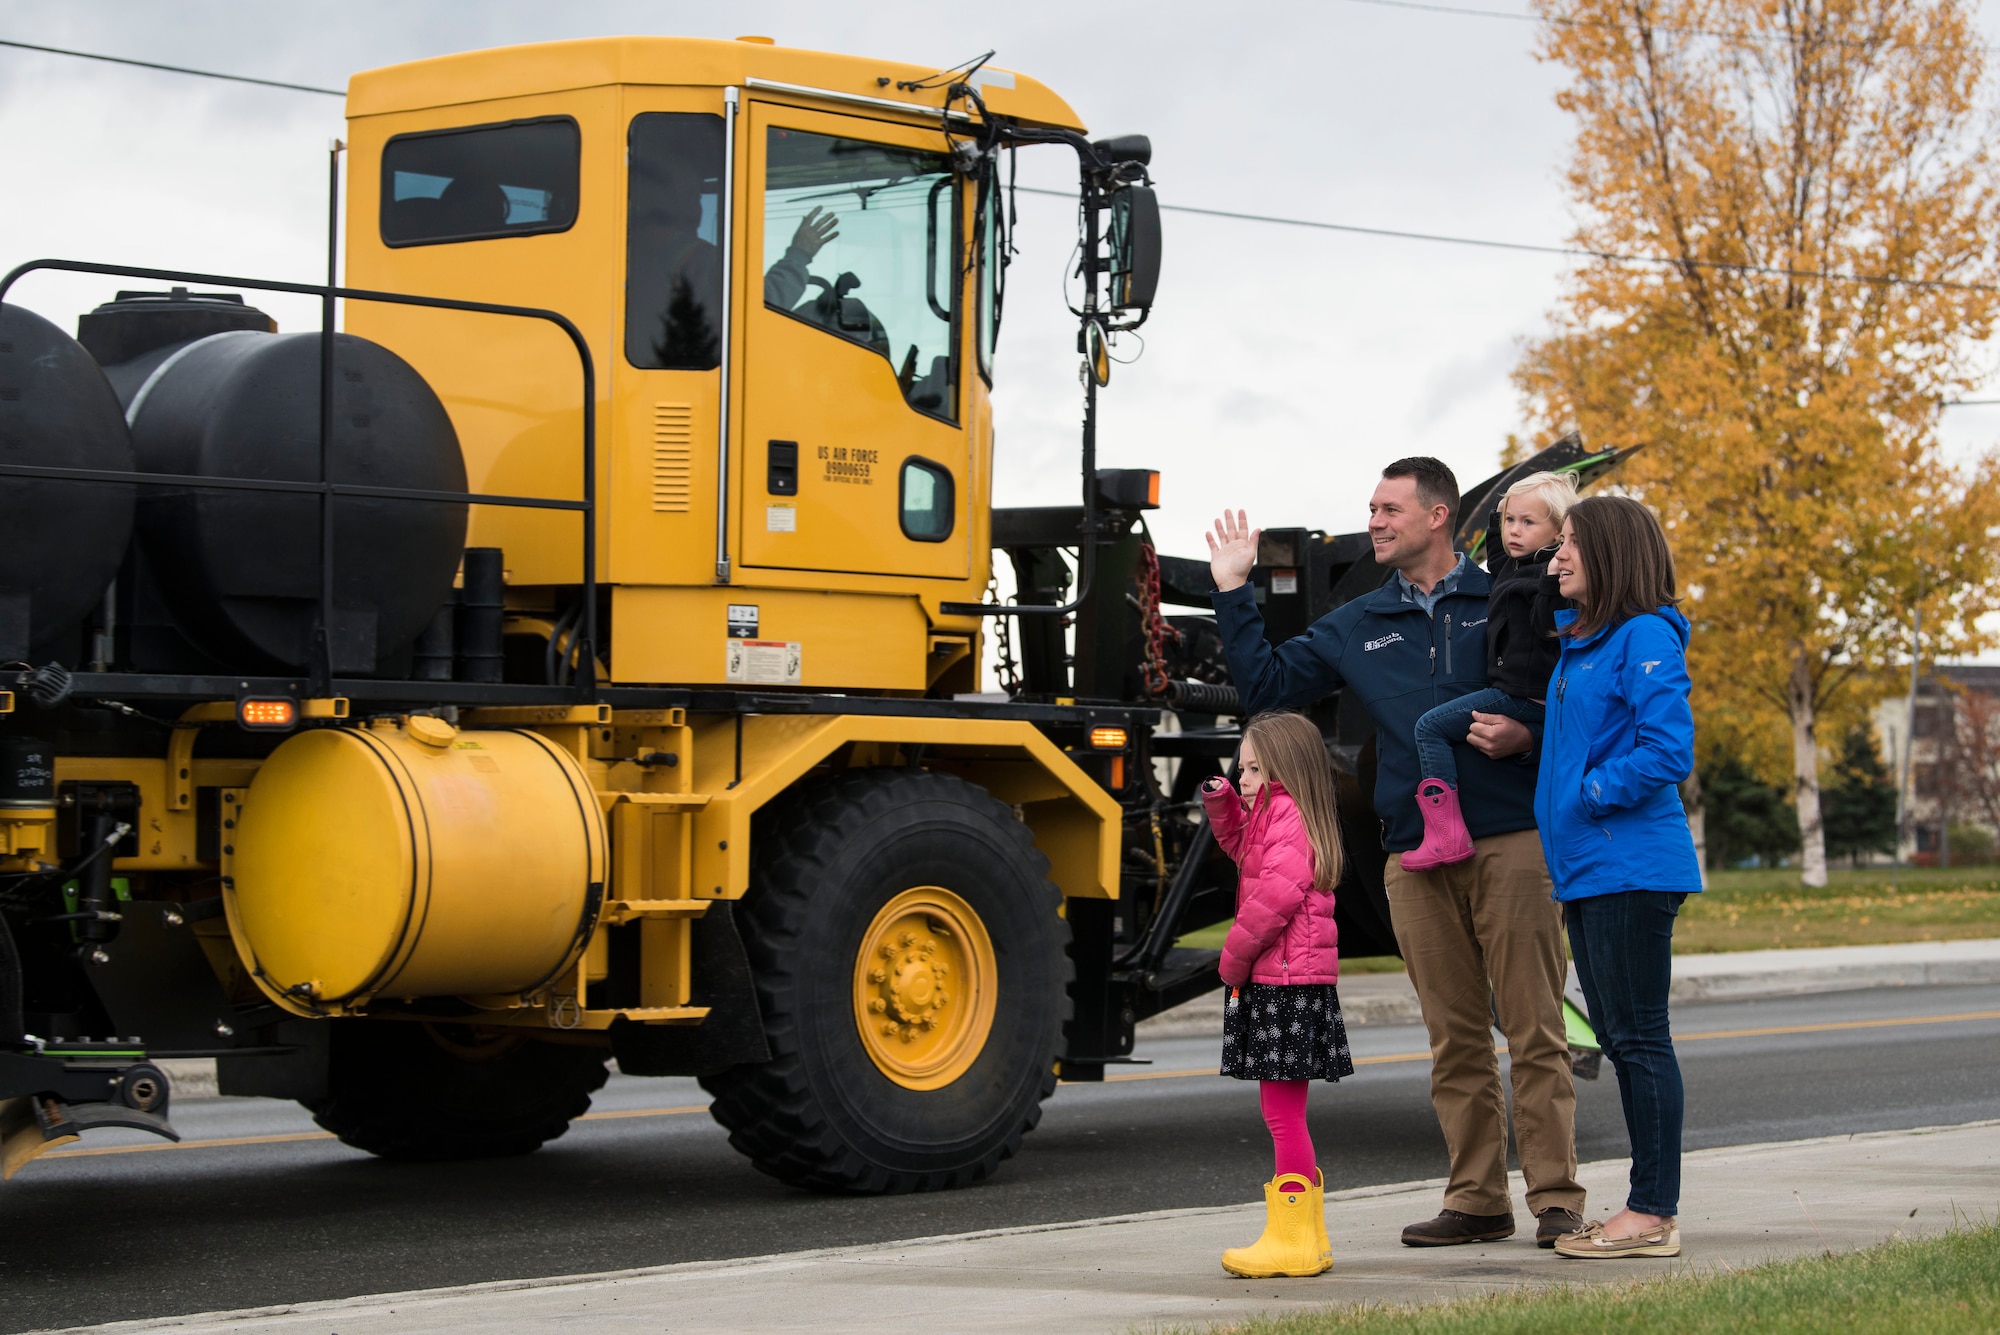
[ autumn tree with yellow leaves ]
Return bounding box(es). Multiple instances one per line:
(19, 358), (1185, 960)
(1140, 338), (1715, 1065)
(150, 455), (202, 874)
(1516, 0), (2000, 886)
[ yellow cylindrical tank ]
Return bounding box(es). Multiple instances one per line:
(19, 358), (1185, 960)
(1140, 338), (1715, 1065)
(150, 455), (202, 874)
(226, 717), (605, 1014)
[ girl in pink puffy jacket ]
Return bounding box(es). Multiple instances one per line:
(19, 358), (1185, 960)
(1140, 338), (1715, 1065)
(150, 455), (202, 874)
(1202, 710), (1350, 1278)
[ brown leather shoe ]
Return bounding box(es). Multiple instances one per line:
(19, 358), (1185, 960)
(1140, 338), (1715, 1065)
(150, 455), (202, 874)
(1535, 1207), (1586, 1248)
(1400, 1209), (1516, 1246)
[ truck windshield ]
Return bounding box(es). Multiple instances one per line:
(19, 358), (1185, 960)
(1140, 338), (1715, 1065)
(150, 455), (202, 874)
(763, 128), (957, 423)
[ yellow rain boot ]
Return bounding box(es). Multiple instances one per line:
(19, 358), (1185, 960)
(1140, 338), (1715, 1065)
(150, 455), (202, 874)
(1311, 1168), (1333, 1269)
(1221, 1174), (1331, 1277)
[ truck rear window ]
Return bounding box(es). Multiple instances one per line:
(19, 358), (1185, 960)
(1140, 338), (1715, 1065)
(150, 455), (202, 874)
(380, 117), (580, 247)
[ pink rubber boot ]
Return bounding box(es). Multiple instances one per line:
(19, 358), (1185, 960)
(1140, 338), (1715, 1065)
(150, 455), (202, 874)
(1401, 779), (1475, 871)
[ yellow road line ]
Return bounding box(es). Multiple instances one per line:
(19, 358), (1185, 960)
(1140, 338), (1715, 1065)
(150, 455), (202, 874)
(1102, 1008), (2000, 1083)
(578, 1103), (709, 1121)
(44, 1130), (334, 1158)
(29, 1009), (2000, 1163)
(42, 1106), (712, 1160)
(1105, 1050), (1435, 1082)
(1673, 1009), (2000, 1043)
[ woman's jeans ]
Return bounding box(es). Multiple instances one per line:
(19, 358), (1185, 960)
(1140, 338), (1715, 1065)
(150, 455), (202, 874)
(1566, 890), (1687, 1217)
(1413, 687), (1545, 786)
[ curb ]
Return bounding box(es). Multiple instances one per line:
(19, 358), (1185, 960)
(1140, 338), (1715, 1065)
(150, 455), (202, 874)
(1138, 987), (1420, 1038)
(1669, 940), (2000, 1001)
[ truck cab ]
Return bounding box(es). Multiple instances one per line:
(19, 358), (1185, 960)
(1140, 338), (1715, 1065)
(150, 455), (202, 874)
(343, 37), (1083, 693)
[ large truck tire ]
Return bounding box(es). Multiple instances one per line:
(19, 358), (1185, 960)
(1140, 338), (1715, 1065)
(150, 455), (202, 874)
(306, 1021), (609, 1160)
(702, 769), (1071, 1194)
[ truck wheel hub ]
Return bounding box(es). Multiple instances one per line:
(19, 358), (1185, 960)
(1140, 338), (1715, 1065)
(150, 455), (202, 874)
(853, 887), (996, 1089)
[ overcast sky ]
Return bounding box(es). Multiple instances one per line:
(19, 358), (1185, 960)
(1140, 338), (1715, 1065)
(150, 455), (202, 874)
(4, 0), (1997, 574)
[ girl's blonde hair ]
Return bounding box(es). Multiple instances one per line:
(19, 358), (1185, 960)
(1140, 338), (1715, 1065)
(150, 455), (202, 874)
(1240, 711), (1345, 892)
(1501, 470), (1579, 527)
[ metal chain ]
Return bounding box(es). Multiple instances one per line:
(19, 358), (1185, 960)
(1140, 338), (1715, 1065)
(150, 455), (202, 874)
(1138, 541), (1176, 699)
(988, 576), (1022, 695)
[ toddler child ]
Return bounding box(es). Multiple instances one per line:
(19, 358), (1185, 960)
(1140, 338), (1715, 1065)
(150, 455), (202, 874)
(1404, 470), (1577, 869)
(1201, 710), (1350, 1278)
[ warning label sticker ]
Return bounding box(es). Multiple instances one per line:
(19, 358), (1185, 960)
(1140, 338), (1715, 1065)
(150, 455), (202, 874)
(766, 503), (796, 532)
(726, 604), (759, 638)
(726, 640), (802, 685)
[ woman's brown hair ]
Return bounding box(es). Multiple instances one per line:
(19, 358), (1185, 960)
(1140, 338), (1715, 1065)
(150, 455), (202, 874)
(1563, 494), (1680, 641)
(1240, 711), (1345, 892)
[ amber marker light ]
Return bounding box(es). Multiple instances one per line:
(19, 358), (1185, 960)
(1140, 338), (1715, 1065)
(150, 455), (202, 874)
(1089, 726), (1128, 750)
(237, 697), (299, 731)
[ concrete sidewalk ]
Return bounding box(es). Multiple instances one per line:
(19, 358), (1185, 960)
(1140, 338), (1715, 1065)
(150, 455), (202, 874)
(1138, 937), (2000, 1038)
(47, 1119), (2000, 1334)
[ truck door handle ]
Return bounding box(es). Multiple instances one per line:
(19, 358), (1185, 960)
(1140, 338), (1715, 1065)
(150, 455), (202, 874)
(767, 440), (798, 495)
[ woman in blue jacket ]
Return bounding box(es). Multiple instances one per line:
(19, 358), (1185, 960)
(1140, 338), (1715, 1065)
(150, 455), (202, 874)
(1535, 495), (1703, 1261)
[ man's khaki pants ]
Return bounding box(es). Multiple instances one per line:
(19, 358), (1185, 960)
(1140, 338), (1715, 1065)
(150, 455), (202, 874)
(1384, 828), (1584, 1218)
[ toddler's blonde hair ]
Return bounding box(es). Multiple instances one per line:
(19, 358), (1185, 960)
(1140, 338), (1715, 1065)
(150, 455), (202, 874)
(1501, 470), (1579, 527)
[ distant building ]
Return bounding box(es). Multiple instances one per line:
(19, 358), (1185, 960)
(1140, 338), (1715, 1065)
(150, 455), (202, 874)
(1875, 664), (2000, 865)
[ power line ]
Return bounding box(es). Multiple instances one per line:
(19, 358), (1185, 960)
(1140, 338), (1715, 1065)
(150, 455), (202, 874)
(11, 29), (1993, 296)
(0, 37), (343, 96)
(1015, 185), (2000, 295)
(1340, 0), (2000, 55)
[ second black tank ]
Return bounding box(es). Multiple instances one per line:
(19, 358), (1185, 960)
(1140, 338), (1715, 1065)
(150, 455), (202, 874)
(111, 310), (468, 676)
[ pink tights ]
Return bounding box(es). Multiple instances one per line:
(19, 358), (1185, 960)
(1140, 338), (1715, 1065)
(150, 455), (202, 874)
(1260, 1079), (1316, 1182)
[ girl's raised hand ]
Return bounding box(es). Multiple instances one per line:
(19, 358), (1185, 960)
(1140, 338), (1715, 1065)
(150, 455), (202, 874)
(1205, 510), (1262, 593)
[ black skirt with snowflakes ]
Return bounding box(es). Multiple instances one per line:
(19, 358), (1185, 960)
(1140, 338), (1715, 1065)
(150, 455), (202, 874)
(1220, 982), (1356, 1082)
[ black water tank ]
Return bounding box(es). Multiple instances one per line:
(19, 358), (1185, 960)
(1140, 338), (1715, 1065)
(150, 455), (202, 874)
(78, 288), (276, 371)
(0, 304), (135, 661)
(127, 330), (467, 675)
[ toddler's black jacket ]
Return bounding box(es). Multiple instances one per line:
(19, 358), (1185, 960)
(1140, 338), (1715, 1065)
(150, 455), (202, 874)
(1484, 530), (1569, 700)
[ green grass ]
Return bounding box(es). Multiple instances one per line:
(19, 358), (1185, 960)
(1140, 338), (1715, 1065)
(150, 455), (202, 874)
(1148, 1222), (2000, 1334)
(1180, 865), (2000, 961)
(1678, 865), (2000, 953)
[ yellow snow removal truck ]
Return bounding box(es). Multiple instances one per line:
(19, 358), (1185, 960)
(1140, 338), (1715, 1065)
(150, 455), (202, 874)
(0, 35), (1625, 1190)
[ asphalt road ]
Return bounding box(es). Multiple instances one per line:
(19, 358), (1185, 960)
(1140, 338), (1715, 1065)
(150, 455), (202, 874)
(7, 982), (2000, 1333)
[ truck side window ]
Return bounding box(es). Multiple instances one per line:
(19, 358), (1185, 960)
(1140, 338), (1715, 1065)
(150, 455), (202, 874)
(380, 117), (580, 247)
(976, 169), (1004, 382)
(900, 457), (954, 541)
(763, 128), (958, 424)
(626, 113), (725, 371)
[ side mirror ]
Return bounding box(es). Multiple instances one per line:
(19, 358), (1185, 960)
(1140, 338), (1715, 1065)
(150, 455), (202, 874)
(1107, 185), (1161, 313)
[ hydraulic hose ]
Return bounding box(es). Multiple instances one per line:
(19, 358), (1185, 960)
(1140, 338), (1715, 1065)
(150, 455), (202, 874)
(1166, 679), (1241, 716)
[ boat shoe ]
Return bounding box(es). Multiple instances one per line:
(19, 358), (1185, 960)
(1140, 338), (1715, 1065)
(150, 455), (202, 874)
(1552, 1218), (1681, 1259)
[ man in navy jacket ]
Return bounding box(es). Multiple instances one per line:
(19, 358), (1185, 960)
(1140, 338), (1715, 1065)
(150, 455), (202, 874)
(1207, 457), (1586, 1249)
